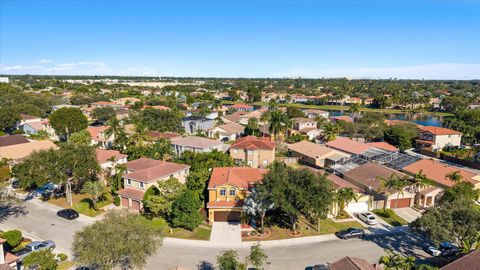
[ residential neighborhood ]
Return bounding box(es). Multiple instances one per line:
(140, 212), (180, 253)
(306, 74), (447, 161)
(0, 1), (479, 270)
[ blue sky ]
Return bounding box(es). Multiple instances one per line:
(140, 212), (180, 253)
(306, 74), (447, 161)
(1, 0), (479, 79)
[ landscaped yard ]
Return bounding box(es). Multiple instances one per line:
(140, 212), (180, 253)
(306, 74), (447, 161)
(372, 209), (408, 226)
(57, 261), (75, 270)
(246, 218), (363, 241)
(141, 217), (212, 240)
(48, 193), (113, 217)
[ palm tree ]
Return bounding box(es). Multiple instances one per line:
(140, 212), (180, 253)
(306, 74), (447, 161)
(263, 109), (291, 142)
(322, 122), (341, 142)
(413, 170), (432, 192)
(379, 175), (410, 210)
(335, 187), (358, 215)
(128, 121), (148, 148)
(379, 249), (415, 270)
(445, 171), (463, 184)
(348, 103), (360, 121)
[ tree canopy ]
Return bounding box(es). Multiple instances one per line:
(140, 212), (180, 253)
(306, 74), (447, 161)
(49, 107), (88, 139)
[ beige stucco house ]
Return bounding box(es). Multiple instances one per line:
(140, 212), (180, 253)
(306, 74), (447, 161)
(230, 136), (275, 168)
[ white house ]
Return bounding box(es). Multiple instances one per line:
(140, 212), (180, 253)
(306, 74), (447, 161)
(416, 126), (462, 152)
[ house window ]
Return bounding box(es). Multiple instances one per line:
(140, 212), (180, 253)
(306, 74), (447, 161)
(248, 160), (253, 167)
(229, 189), (236, 196)
(139, 182), (144, 189)
(248, 150), (253, 155)
(127, 179), (132, 186)
(263, 160), (268, 166)
(233, 149), (238, 153)
(220, 189), (226, 196)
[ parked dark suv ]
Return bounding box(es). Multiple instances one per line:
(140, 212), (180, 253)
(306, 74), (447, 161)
(335, 228), (365, 240)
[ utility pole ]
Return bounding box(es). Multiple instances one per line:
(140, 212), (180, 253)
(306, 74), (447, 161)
(66, 178), (73, 208)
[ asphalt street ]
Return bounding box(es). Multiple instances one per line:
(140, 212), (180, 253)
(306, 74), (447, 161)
(1, 200), (437, 270)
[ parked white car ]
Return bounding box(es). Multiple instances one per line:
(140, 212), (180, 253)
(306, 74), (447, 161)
(357, 212), (378, 225)
(426, 246), (441, 256)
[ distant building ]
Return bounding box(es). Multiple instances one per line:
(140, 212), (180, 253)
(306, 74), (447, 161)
(229, 103), (254, 112)
(171, 136), (224, 155)
(0, 77), (9, 84)
(181, 116), (215, 134)
(230, 136), (275, 168)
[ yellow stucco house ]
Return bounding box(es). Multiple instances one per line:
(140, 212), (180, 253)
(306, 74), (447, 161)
(207, 167), (267, 223)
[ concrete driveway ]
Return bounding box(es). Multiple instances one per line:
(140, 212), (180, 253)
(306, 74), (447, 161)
(210, 222), (241, 245)
(394, 208), (422, 223)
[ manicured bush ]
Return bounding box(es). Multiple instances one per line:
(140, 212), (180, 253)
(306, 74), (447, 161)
(56, 253), (68, 262)
(384, 209), (395, 218)
(113, 196), (120, 206)
(2, 230), (22, 248)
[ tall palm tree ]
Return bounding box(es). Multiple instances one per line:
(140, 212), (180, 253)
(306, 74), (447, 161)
(128, 121), (148, 148)
(335, 187), (358, 215)
(445, 171), (463, 184)
(322, 122), (341, 142)
(379, 249), (416, 270)
(413, 170), (432, 192)
(104, 117), (121, 139)
(379, 175), (410, 210)
(348, 104), (361, 122)
(263, 109), (290, 142)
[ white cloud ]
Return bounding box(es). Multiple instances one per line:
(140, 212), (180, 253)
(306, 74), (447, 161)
(0, 65), (43, 71)
(283, 63), (480, 80)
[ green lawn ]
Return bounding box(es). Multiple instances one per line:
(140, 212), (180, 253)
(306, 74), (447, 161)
(372, 209), (408, 226)
(141, 217), (212, 240)
(57, 261), (75, 270)
(222, 101), (453, 116)
(246, 219), (363, 241)
(48, 193), (113, 217)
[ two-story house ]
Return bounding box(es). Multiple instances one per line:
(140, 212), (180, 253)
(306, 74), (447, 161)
(415, 126), (462, 152)
(181, 116), (215, 134)
(95, 149), (128, 182)
(303, 109), (329, 119)
(207, 167), (266, 223)
(228, 103), (254, 112)
(230, 136), (275, 168)
(208, 122), (245, 142)
(291, 117), (321, 140)
(87, 126), (114, 149)
(116, 158), (190, 211)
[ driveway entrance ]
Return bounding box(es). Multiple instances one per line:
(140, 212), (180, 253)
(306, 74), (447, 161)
(394, 207), (421, 223)
(210, 222), (241, 244)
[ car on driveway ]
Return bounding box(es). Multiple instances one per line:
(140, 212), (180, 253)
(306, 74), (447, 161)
(33, 183), (56, 197)
(57, 208), (79, 220)
(14, 240), (55, 261)
(439, 242), (459, 257)
(357, 212), (378, 225)
(426, 246), (441, 256)
(335, 228), (365, 240)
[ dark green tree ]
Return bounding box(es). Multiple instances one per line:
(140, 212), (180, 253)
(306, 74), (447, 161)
(23, 249), (57, 270)
(49, 107), (88, 139)
(91, 106), (116, 123)
(170, 190), (203, 230)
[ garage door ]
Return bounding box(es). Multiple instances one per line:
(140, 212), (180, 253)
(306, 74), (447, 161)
(390, 198), (411, 209)
(346, 201), (369, 213)
(214, 211), (240, 222)
(121, 197), (129, 207)
(131, 200), (141, 211)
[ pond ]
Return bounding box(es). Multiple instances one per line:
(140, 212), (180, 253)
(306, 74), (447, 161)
(328, 110), (443, 127)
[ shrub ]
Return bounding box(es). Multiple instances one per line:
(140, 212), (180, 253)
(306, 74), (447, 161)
(384, 209), (395, 218)
(2, 230), (22, 248)
(56, 253), (68, 262)
(114, 196), (120, 206)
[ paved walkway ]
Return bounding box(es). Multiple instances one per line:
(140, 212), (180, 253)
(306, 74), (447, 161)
(209, 222), (241, 246)
(394, 207), (422, 223)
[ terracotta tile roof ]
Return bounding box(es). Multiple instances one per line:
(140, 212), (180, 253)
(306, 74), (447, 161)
(403, 159), (478, 188)
(116, 188), (145, 201)
(124, 161), (190, 183)
(126, 158), (164, 172)
(343, 162), (407, 193)
(288, 141), (335, 159)
(0, 238), (5, 244)
(92, 101), (117, 106)
(146, 131), (181, 140)
(327, 173), (362, 193)
(326, 138), (373, 155)
(95, 149), (127, 164)
(87, 126), (109, 140)
(230, 136), (275, 150)
(215, 122), (245, 134)
(5, 252), (19, 264)
(292, 117), (316, 124)
(440, 250), (480, 270)
(144, 105), (170, 110)
(367, 142), (398, 152)
(171, 136), (223, 149)
(329, 256), (377, 270)
(0, 135), (29, 147)
(0, 140), (58, 160)
(304, 109), (328, 114)
(208, 167), (267, 189)
(230, 103), (253, 109)
(20, 113), (40, 120)
(331, 115), (354, 123)
(207, 200), (244, 208)
(222, 111), (247, 122)
(419, 126), (462, 136)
